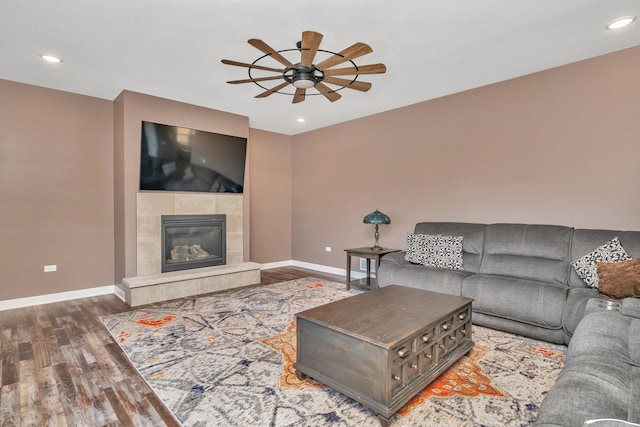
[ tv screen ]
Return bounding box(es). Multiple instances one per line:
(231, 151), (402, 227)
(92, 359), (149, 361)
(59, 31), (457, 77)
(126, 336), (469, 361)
(139, 121), (247, 194)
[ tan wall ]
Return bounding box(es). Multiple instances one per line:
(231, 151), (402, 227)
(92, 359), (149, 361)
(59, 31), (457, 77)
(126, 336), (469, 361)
(291, 46), (640, 269)
(113, 90), (249, 282)
(0, 80), (114, 300)
(248, 129), (293, 263)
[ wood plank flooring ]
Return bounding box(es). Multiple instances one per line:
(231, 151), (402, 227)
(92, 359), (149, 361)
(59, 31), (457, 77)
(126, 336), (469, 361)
(0, 267), (343, 427)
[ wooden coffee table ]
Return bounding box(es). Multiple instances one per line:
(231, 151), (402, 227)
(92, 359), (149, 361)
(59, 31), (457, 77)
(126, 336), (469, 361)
(294, 285), (473, 426)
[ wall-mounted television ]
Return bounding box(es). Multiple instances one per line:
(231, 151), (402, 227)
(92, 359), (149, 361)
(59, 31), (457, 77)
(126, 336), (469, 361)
(139, 121), (247, 194)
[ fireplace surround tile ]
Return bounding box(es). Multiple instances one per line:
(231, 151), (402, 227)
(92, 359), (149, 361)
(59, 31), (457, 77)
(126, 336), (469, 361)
(137, 259), (161, 277)
(122, 262), (261, 306)
(137, 193), (175, 216)
(174, 193), (219, 215)
(136, 192), (244, 276)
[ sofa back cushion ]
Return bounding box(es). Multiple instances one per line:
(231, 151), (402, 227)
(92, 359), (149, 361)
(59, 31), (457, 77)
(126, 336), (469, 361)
(480, 224), (572, 285)
(413, 222), (486, 273)
(570, 229), (640, 288)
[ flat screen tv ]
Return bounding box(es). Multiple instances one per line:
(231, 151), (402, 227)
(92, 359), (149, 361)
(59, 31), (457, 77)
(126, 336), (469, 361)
(139, 121), (247, 194)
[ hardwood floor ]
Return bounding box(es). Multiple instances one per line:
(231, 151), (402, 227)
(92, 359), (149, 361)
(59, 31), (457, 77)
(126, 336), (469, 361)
(0, 267), (344, 427)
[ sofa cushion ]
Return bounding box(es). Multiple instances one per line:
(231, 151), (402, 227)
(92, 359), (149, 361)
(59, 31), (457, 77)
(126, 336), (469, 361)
(571, 237), (631, 289)
(377, 260), (469, 296)
(534, 356), (638, 426)
(583, 420), (640, 427)
(597, 258), (640, 299)
(562, 287), (600, 337)
(462, 274), (566, 329)
(566, 310), (636, 364)
(414, 222), (486, 273)
(480, 224), (572, 285)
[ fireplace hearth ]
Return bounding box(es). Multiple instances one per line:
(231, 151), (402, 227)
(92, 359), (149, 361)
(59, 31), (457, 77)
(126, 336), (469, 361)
(161, 214), (226, 273)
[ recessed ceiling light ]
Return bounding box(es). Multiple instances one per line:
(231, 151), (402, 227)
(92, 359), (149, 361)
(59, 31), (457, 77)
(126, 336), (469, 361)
(606, 16), (636, 30)
(296, 118), (306, 123)
(40, 54), (62, 63)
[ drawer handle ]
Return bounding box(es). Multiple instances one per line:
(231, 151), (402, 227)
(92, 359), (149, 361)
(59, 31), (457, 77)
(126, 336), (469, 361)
(392, 374), (401, 382)
(411, 363), (418, 370)
(425, 354), (432, 359)
(439, 343), (445, 349)
(458, 313), (467, 320)
(461, 329), (466, 334)
(397, 347), (409, 358)
(449, 335), (456, 341)
(421, 334), (431, 343)
(442, 323), (449, 331)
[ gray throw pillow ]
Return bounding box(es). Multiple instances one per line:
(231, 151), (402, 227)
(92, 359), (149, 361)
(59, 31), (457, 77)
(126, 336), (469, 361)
(571, 237), (631, 288)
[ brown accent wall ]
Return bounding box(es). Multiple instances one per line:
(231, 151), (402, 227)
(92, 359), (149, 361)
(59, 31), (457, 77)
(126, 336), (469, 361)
(113, 90), (249, 282)
(248, 129), (293, 263)
(291, 46), (640, 269)
(0, 80), (114, 300)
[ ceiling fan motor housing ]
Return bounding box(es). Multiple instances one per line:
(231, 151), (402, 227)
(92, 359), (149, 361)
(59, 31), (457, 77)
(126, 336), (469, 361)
(286, 64), (323, 88)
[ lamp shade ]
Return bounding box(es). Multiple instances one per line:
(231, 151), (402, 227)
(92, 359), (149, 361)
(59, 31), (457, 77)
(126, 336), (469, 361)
(363, 209), (390, 225)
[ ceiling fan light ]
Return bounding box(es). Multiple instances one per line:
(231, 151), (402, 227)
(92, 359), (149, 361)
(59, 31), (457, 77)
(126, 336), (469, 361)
(292, 73), (316, 89)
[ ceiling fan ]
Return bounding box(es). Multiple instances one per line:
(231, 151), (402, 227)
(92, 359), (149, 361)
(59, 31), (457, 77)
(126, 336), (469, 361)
(221, 31), (386, 104)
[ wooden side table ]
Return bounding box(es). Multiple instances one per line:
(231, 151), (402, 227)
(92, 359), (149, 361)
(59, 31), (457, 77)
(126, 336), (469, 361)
(345, 247), (401, 290)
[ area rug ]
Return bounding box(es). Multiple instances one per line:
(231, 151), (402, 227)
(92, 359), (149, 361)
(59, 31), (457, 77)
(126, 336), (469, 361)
(101, 278), (566, 426)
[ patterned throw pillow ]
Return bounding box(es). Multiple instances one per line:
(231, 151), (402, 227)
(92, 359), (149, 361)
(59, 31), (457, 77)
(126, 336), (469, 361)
(423, 235), (464, 270)
(405, 233), (432, 264)
(405, 233), (464, 270)
(571, 237), (631, 288)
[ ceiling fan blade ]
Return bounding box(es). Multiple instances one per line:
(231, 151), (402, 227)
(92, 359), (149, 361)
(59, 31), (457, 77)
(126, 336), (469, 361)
(314, 82), (342, 102)
(255, 81), (291, 98)
(292, 88), (306, 104)
(221, 59), (284, 73)
(248, 38), (295, 68)
(300, 31), (323, 67)
(323, 76), (372, 92)
(227, 76), (284, 84)
(315, 42), (373, 71)
(323, 63), (387, 76)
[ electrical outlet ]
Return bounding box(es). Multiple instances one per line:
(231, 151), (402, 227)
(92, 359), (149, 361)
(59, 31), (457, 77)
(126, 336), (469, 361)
(44, 265), (57, 272)
(325, 246), (332, 252)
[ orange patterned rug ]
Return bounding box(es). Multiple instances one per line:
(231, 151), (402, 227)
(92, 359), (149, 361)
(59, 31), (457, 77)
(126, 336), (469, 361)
(262, 317), (506, 418)
(103, 277), (567, 426)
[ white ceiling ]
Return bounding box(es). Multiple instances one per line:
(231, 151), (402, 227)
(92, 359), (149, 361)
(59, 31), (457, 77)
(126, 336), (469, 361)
(2, 0), (639, 135)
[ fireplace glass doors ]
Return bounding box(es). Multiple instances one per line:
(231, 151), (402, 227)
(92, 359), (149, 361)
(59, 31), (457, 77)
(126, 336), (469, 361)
(161, 214), (226, 273)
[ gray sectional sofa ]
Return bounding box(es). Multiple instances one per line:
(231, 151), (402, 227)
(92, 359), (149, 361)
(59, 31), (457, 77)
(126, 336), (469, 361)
(377, 222), (640, 426)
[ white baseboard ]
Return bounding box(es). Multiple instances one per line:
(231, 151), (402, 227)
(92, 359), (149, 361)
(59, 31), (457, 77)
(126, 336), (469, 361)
(0, 260), (368, 311)
(259, 259), (368, 279)
(261, 260), (294, 269)
(113, 286), (126, 302)
(0, 285), (117, 312)
(291, 260), (367, 279)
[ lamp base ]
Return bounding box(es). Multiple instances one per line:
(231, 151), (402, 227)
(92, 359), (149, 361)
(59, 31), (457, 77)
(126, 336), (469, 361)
(371, 225), (383, 251)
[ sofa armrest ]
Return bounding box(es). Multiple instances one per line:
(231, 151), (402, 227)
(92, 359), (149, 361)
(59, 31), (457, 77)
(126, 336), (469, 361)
(380, 251), (409, 266)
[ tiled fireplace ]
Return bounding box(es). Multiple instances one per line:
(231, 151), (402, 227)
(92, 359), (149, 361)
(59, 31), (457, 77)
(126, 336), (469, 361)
(136, 192), (244, 276)
(119, 192), (260, 307)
